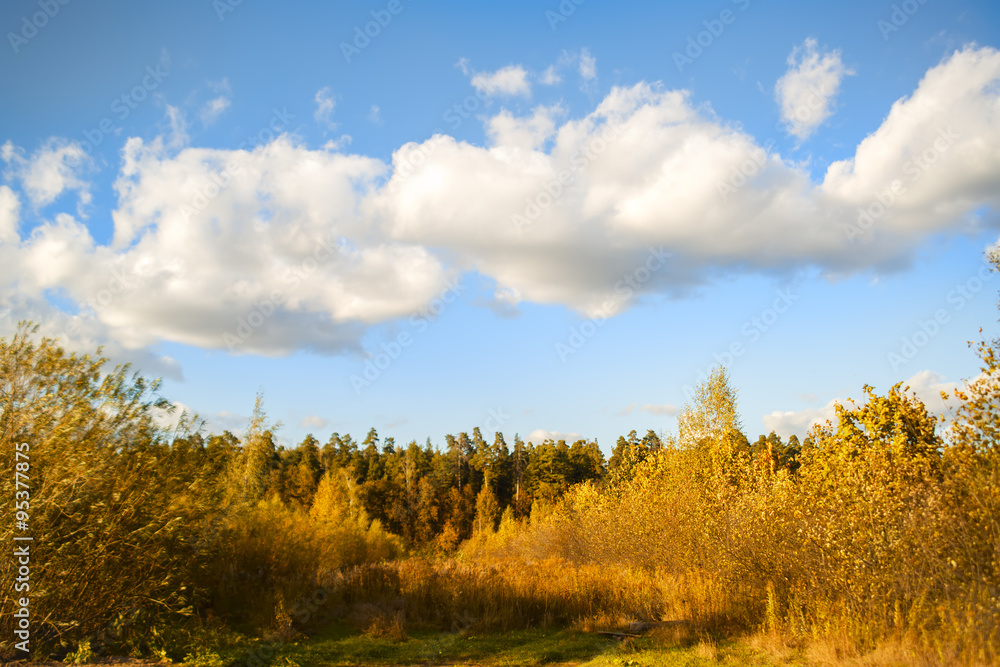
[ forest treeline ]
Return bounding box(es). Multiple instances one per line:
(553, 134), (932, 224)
(167, 416), (800, 552)
(1, 248), (998, 665)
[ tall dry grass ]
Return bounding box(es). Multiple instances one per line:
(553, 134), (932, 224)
(447, 374), (999, 664)
(308, 557), (704, 633)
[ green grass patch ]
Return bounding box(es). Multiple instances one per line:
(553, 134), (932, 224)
(271, 623), (613, 666)
(258, 624), (799, 667)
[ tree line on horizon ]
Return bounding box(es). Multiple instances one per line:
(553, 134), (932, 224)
(167, 420), (805, 550)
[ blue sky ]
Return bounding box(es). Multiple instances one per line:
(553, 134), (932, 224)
(2, 0), (999, 452)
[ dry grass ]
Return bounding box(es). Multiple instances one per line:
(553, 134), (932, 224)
(361, 611), (408, 642)
(692, 638), (719, 661)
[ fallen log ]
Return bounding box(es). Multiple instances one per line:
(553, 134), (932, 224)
(628, 620), (691, 634)
(596, 631), (642, 639)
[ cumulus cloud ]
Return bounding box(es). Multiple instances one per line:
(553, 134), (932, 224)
(763, 397), (842, 438)
(469, 64), (531, 97)
(1, 139), (91, 211)
(300, 415), (329, 430)
(379, 47), (1000, 316)
(900, 369), (960, 415)
(1, 46), (999, 371)
(527, 428), (583, 445)
(486, 104), (562, 151)
(104, 133), (452, 354)
(314, 87), (337, 128)
(0, 294), (184, 380)
(776, 38), (854, 139)
(642, 403), (679, 416)
(763, 370), (964, 438)
(0, 186), (20, 242)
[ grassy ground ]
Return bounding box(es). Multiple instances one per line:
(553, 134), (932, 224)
(255, 623), (796, 667)
(9, 625), (931, 666)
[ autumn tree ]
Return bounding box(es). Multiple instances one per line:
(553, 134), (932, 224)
(678, 365), (751, 486)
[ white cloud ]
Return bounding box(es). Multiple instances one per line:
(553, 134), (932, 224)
(900, 369), (960, 416)
(201, 97), (230, 125)
(641, 403), (679, 417)
(300, 415), (329, 430)
(540, 49), (597, 90)
(200, 78), (232, 126)
(486, 104), (562, 151)
(775, 38), (853, 139)
(2, 139), (91, 211)
(2, 46), (999, 369)
(164, 105), (189, 149)
(822, 46), (1000, 213)
(763, 398), (842, 438)
(0, 295), (184, 380)
(470, 65), (531, 97)
(206, 410), (249, 435)
(579, 48), (597, 81)
(0, 186), (20, 242)
(527, 428), (583, 445)
(102, 133), (451, 355)
(540, 65), (562, 85)
(152, 400), (198, 433)
(368, 105), (382, 124)
(380, 46), (1000, 316)
(763, 370), (963, 438)
(314, 87), (337, 129)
